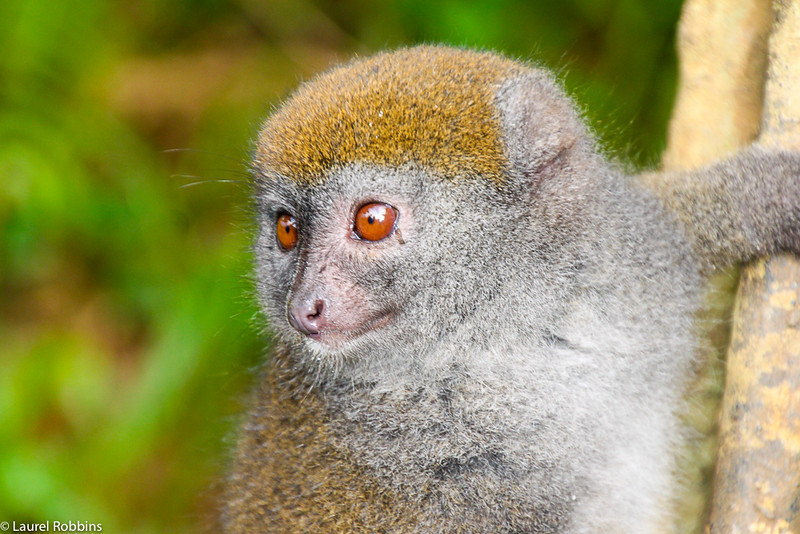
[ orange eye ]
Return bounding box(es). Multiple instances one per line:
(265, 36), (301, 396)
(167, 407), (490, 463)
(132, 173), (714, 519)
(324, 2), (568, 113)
(354, 202), (397, 242)
(276, 213), (298, 250)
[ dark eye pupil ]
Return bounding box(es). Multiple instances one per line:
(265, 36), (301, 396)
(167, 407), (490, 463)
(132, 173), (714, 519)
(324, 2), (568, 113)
(367, 215), (375, 224)
(284, 226), (290, 233)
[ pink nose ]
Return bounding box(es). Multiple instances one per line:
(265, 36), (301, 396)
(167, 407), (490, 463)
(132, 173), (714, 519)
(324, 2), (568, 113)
(288, 299), (327, 337)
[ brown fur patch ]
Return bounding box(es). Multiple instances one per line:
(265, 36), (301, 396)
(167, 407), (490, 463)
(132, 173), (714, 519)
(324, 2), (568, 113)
(254, 46), (524, 184)
(224, 350), (421, 532)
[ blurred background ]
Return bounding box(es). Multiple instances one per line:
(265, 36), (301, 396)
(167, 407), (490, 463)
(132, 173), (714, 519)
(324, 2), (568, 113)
(1, 0), (684, 532)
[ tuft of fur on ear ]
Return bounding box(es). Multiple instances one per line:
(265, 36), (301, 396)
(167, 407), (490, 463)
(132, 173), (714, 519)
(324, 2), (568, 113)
(495, 72), (591, 181)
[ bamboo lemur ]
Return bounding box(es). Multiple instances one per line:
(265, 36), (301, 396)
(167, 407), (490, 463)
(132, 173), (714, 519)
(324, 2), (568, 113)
(223, 46), (800, 533)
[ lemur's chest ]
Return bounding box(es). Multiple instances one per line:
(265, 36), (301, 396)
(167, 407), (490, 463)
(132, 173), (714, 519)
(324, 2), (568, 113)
(224, 365), (574, 533)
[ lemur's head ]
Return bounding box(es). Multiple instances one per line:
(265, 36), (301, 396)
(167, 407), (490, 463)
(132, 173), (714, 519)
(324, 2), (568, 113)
(252, 46), (595, 365)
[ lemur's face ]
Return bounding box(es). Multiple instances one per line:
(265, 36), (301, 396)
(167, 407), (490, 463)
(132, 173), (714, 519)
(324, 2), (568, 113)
(254, 161), (523, 363)
(251, 46), (590, 366)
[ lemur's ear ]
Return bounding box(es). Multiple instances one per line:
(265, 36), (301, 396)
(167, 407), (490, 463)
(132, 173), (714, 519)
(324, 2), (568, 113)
(495, 72), (589, 182)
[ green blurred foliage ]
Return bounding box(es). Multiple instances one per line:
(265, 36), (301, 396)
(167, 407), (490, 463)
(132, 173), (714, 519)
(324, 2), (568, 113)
(0, 0), (682, 531)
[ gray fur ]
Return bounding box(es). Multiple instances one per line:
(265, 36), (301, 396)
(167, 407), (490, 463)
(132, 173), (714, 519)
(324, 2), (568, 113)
(228, 47), (800, 533)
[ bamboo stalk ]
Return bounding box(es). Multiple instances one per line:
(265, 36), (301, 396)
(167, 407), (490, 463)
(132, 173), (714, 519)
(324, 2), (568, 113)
(707, 2), (800, 532)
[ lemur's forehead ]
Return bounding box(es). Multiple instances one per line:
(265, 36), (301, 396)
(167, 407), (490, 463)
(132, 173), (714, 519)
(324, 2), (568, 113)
(254, 46), (525, 185)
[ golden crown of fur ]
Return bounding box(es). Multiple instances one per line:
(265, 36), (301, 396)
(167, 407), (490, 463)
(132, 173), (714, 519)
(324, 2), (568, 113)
(254, 46), (525, 184)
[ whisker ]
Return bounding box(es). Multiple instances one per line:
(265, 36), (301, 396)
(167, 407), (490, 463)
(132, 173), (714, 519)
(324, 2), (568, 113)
(176, 178), (248, 189)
